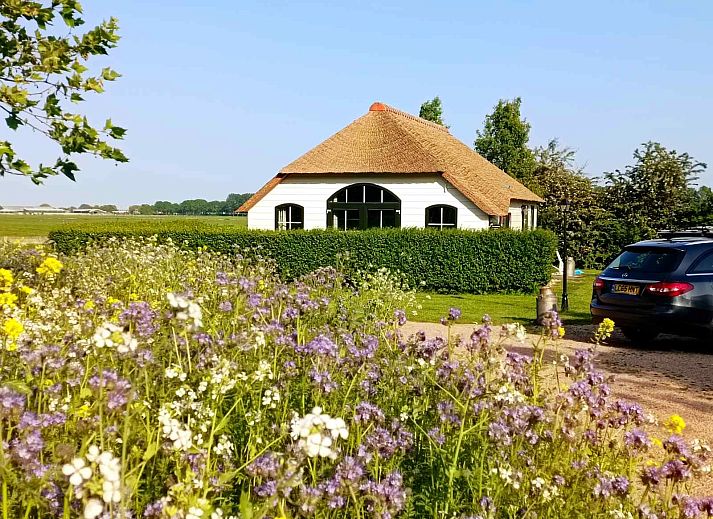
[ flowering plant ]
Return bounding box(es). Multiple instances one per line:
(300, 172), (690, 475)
(0, 237), (710, 518)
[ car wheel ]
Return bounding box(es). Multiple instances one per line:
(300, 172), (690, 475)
(621, 326), (659, 344)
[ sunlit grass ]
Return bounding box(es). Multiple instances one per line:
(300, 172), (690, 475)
(416, 270), (596, 325)
(0, 214), (247, 238)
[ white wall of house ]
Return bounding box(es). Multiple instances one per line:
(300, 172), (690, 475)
(507, 200), (538, 231)
(247, 174), (491, 230)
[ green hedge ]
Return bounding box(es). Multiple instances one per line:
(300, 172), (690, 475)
(49, 225), (558, 294)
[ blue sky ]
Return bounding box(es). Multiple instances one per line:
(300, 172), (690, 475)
(2, 0), (712, 207)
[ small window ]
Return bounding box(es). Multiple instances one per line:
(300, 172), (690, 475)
(605, 247), (684, 274)
(275, 204), (304, 230)
(690, 251), (713, 274)
(426, 205), (457, 230)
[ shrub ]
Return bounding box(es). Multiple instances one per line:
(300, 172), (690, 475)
(49, 226), (558, 293)
(0, 237), (710, 518)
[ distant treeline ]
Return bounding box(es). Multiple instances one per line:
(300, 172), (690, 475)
(128, 193), (253, 215)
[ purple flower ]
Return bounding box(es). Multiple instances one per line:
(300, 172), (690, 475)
(448, 307), (461, 321)
(640, 466), (663, 486)
(624, 428), (651, 452)
(662, 459), (692, 481)
(394, 309), (407, 326)
(119, 302), (158, 337)
(0, 386), (25, 417)
(218, 301), (233, 312)
(247, 453), (280, 478)
(295, 334), (338, 357)
(427, 427), (445, 446)
(354, 402), (385, 424)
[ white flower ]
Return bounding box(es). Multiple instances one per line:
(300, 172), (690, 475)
(531, 477), (545, 490)
(83, 498), (104, 519)
(262, 388), (280, 408)
(289, 407), (348, 459)
(187, 507), (205, 519)
(326, 417), (348, 439)
(62, 457), (92, 486)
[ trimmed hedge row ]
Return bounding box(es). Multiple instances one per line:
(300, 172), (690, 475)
(49, 225), (558, 294)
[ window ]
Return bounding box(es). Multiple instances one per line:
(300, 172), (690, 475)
(326, 183), (401, 230)
(425, 205), (457, 230)
(521, 205), (529, 230)
(275, 204), (304, 230)
(605, 247), (684, 274)
(690, 251), (713, 274)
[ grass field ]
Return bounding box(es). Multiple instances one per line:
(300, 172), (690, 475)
(416, 270), (596, 326)
(0, 214), (247, 238)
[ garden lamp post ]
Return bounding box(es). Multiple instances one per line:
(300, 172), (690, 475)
(561, 198), (570, 312)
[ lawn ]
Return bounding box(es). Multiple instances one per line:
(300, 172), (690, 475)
(0, 214), (247, 238)
(415, 270), (597, 326)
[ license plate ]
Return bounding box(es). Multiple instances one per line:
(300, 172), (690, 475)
(612, 284), (640, 295)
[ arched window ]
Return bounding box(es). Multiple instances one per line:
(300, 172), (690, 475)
(275, 204), (304, 230)
(425, 205), (457, 230)
(326, 183), (401, 230)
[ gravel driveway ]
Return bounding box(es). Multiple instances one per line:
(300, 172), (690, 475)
(402, 321), (713, 494)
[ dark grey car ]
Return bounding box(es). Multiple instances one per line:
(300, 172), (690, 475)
(590, 232), (713, 342)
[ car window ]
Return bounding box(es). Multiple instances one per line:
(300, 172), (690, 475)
(606, 248), (684, 274)
(690, 251), (713, 274)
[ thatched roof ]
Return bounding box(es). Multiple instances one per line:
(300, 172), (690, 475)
(238, 102), (542, 215)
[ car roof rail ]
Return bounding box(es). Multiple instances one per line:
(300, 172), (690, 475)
(657, 226), (713, 240)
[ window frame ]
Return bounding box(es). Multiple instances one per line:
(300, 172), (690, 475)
(688, 250), (713, 275)
(274, 203), (304, 230)
(326, 183), (401, 230)
(425, 204), (458, 230)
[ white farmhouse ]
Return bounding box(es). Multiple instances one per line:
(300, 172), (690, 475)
(239, 102), (542, 231)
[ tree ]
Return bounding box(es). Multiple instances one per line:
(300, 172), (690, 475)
(419, 96), (447, 127)
(531, 140), (614, 267)
(98, 204), (117, 213)
(0, 1), (127, 184)
(474, 97), (536, 182)
(603, 142), (706, 232)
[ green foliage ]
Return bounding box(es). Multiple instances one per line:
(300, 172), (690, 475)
(418, 96), (448, 126)
(474, 97), (536, 181)
(49, 226), (558, 294)
(0, 1), (127, 183)
(531, 140), (620, 268)
(686, 186), (713, 226)
(129, 193), (253, 215)
(603, 142), (706, 232)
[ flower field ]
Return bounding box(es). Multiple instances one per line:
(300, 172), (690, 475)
(0, 237), (712, 518)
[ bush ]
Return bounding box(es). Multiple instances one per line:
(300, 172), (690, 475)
(0, 237), (709, 518)
(49, 225), (558, 293)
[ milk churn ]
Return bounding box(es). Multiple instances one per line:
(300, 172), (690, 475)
(536, 285), (558, 324)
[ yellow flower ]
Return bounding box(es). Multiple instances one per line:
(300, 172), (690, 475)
(665, 414), (686, 435)
(2, 318), (24, 341)
(107, 296), (120, 305)
(0, 293), (18, 308)
(74, 403), (91, 419)
(558, 326), (565, 338)
(129, 293), (138, 301)
(19, 286), (33, 295)
(36, 257), (63, 276)
(652, 437), (663, 448)
(84, 300), (95, 310)
(0, 268), (13, 290)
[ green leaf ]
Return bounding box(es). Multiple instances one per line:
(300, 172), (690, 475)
(101, 67), (121, 81)
(5, 115), (21, 130)
(239, 492), (254, 519)
(142, 442), (158, 462)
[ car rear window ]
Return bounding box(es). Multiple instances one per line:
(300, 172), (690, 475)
(605, 247), (684, 274)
